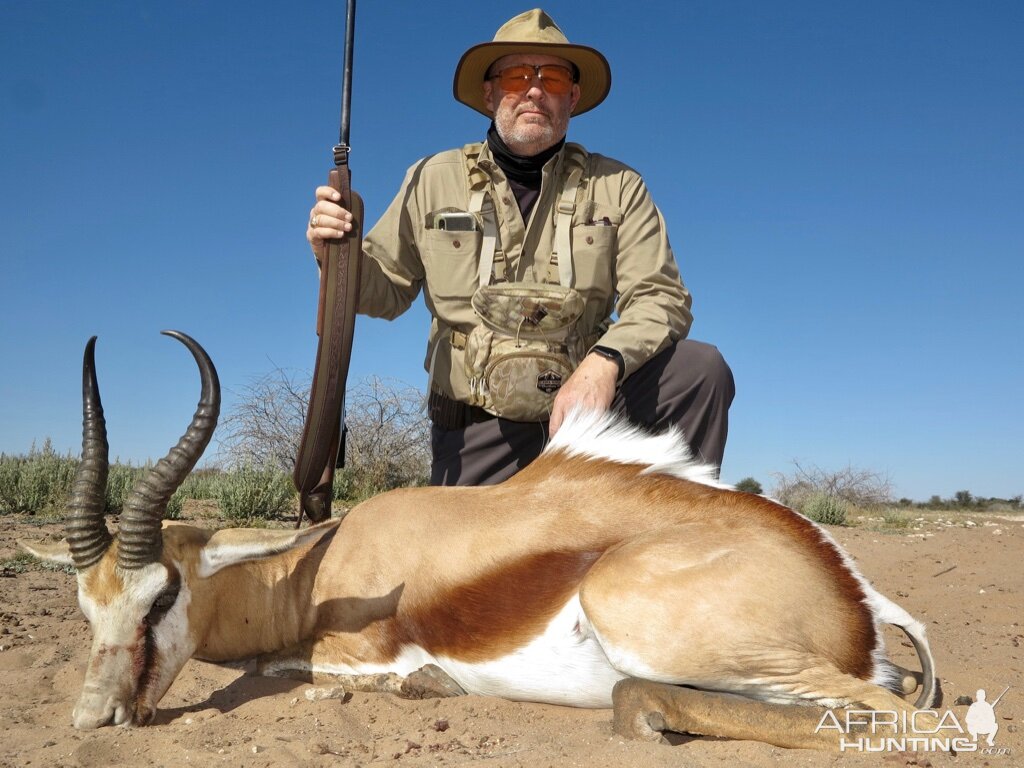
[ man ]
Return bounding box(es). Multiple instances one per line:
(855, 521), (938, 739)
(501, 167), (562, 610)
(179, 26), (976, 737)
(307, 9), (734, 486)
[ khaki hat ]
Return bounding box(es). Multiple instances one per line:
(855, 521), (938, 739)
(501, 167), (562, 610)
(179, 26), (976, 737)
(453, 9), (611, 118)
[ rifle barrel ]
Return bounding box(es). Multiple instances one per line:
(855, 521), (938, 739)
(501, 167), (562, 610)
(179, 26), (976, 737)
(990, 685), (1010, 708)
(339, 0), (357, 150)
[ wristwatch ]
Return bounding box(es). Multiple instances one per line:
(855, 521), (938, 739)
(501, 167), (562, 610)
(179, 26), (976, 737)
(590, 345), (625, 382)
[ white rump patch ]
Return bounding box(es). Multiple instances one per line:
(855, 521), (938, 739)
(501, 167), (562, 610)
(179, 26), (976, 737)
(545, 406), (730, 489)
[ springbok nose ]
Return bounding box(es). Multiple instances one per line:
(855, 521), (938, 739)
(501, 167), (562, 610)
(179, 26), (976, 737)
(72, 693), (132, 729)
(72, 700), (113, 729)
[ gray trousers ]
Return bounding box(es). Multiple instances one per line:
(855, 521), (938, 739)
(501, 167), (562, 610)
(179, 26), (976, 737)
(430, 339), (735, 486)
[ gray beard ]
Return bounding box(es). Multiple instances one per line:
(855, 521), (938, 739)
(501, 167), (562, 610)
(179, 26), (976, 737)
(494, 111), (560, 155)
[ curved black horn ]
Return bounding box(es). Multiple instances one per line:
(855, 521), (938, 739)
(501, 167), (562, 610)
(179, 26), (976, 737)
(65, 337), (113, 569)
(117, 331), (220, 570)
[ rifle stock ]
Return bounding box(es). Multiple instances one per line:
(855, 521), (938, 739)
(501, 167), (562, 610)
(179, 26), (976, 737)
(295, 164), (363, 525)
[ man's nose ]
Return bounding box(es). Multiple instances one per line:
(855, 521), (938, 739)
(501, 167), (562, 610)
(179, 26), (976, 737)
(524, 78), (545, 98)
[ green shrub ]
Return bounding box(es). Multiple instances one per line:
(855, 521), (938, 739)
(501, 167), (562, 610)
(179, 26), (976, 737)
(0, 455), (22, 514)
(217, 466), (294, 522)
(178, 469), (224, 501)
(881, 508), (911, 529)
(802, 493), (848, 526)
(332, 468), (355, 503)
(0, 441), (76, 516)
(735, 477), (763, 495)
(104, 462), (146, 513)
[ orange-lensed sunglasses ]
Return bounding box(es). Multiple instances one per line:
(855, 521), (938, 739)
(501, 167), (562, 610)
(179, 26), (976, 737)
(488, 64), (576, 95)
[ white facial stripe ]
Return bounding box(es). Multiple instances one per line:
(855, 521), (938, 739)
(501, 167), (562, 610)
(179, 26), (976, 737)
(77, 561), (169, 636)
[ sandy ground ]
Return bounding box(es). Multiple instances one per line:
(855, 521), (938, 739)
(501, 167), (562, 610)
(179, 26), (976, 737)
(1, 510), (1020, 768)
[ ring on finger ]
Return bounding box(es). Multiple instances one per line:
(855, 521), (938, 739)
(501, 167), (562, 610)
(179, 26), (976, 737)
(310, 214), (320, 228)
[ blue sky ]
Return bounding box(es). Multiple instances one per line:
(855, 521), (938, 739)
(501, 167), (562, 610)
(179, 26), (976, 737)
(2, 1), (1021, 501)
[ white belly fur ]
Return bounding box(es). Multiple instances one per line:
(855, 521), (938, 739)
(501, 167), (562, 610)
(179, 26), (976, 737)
(438, 594), (625, 708)
(304, 595), (624, 707)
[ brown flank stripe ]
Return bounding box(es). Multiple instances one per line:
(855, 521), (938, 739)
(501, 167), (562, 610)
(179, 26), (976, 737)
(389, 549), (604, 664)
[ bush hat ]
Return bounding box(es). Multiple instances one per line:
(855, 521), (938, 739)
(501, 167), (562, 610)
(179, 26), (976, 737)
(453, 9), (611, 118)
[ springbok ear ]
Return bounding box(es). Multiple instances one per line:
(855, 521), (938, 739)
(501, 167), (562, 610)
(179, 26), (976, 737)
(19, 539), (75, 567)
(198, 521), (336, 578)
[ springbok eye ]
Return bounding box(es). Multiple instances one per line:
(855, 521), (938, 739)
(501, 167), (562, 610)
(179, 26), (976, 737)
(146, 586), (179, 624)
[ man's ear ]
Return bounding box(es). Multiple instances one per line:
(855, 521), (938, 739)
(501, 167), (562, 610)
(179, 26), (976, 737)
(197, 521), (336, 577)
(570, 83), (581, 113)
(483, 80), (498, 114)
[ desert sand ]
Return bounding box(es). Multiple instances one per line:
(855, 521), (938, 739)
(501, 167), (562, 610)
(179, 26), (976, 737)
(1, 510), (1019, 767)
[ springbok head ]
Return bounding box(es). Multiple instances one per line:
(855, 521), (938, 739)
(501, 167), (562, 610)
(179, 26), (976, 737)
(21, 331), (219, 726)
(23, 332), (333, 728)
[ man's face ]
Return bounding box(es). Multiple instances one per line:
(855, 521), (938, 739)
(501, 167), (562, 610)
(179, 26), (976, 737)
(483, 53), (581, 157)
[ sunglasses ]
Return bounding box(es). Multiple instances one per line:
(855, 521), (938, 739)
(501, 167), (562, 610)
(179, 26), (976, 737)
(489, 64), (576, 95)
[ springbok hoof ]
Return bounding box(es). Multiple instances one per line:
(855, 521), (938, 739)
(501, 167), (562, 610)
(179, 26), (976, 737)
(611, 678), (670, 743)
(400, 664), (466, 699)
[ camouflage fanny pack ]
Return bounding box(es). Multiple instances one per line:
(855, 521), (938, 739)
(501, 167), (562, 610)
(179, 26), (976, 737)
(464, 282), (585, 421)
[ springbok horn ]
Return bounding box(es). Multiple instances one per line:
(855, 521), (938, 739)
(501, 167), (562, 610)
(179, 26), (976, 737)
(117, 331), (220, 570)
(65, 337), (113, 570)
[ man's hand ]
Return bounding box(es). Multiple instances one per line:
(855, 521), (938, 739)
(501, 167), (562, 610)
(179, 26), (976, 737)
(307, 186), (355, 261)
(549, 352), (620, 436)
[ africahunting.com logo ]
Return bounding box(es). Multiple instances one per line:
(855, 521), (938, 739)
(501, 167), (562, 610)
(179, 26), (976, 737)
(815, 686), (1010, 754)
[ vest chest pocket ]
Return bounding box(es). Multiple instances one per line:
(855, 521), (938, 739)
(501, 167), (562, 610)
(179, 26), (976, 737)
(571, 202), (620, 298)
(423, 227), (482, 300)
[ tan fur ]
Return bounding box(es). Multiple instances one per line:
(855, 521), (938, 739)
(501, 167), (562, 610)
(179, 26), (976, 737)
(29, 444), (932, 746)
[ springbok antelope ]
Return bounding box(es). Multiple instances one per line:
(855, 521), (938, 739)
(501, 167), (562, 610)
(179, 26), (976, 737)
(22, 332), (938, 748)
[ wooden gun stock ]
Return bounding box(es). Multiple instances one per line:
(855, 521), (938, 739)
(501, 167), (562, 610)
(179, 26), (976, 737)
(295, 164), (363, 524)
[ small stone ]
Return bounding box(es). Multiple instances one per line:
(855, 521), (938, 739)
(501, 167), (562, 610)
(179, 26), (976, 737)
(305, 686), (348, 702)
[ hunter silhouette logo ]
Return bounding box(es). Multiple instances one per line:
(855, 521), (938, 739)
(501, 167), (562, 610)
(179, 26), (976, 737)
(816, 685), (1010, 753)
(966, 687), (1008, 747)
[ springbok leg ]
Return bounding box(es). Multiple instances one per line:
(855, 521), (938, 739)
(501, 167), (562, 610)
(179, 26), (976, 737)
(612, 679), (846, 749)
(256, 645), (464, 699)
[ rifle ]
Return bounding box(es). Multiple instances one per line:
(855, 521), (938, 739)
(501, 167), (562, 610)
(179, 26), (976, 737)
(293, 0), (363, 525)
(990, 685), (1010, 708)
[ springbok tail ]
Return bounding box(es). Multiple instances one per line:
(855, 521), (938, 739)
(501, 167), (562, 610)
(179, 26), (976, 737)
(866, 588), (938, 709)
(898, 619), (938, 709)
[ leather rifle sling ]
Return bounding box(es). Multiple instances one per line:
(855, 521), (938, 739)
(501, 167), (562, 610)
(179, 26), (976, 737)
(293, 165), (363, 525)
